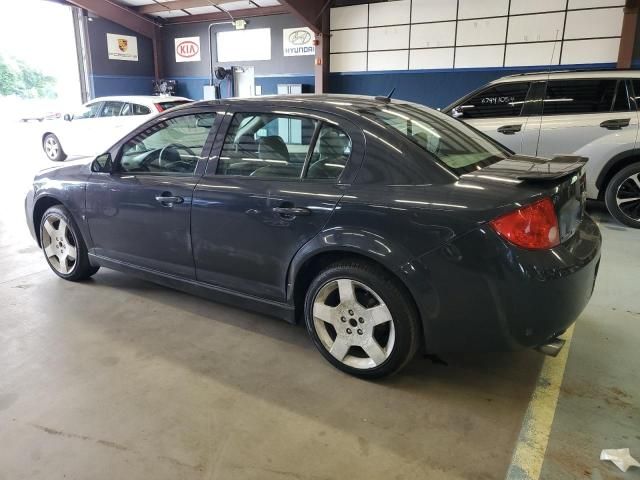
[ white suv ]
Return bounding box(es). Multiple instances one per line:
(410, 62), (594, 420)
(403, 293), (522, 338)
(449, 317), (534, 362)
(444, 71), (640, 228)
(41, 95), (191, 162)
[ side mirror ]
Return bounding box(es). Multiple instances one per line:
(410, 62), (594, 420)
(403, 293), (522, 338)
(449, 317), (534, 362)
(63, 113), (72, 121)
(91, 153), (112, 173)
(451, 105), (473, 118)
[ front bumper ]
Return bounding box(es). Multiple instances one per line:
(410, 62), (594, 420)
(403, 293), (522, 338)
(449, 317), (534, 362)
(417, 214), (601, 353)
(24, 188), (37, 244)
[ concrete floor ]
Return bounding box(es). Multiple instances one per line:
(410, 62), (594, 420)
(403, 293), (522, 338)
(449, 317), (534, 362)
(0, 121), (638, 480)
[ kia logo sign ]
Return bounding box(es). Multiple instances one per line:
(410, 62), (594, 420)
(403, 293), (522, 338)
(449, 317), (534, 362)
(177, 40), (199, 58)
(289, 30), (311, 45)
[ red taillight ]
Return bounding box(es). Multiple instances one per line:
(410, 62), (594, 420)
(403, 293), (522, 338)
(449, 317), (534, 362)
(154, 103), (164, 112)
(490, 197), (560, 250)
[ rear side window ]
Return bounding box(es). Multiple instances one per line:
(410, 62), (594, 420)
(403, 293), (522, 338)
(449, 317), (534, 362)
(121, 103), (151, 116)
(629, 80), (640, 110)
(217, 113), (318, 179)
(307, 125), (352, 180)
(541, 79), (629, 115)
(452, 82), (530, 119)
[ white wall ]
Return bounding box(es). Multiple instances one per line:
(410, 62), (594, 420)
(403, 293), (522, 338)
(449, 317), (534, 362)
(329, 0), (624, 72)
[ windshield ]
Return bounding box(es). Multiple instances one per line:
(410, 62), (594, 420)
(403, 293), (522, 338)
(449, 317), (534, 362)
(359, 103), (509, 174)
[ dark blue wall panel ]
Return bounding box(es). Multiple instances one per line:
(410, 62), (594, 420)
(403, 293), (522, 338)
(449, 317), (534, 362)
(91, 75), (154, 97)
(329, 63), (618, 109)
(169, 75), (315, 100)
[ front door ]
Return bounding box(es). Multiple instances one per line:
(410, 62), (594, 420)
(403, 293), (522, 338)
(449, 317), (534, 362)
(85, 110), (220, 278)
(191, 108), (362, 301)
(451, 81), (532, 153)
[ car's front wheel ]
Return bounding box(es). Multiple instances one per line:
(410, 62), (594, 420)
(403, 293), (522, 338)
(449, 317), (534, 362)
(605, 162), (640, 228)
(40, 205), (99, 281)
(43, 133), (67, 162)
(304, 261), (420, 379)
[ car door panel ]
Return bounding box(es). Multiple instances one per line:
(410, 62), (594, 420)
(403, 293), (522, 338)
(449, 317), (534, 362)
(191, 107), (365, 302)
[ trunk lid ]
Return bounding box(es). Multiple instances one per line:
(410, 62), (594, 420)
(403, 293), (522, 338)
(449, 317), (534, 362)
(461, 154), (588, 243)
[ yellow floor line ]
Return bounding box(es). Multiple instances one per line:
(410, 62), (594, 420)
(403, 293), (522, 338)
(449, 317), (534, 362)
(505, 325), (575, 480)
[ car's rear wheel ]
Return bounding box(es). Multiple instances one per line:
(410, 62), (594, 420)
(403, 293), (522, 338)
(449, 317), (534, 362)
(605, 162), (640, 228)
(43, 133), (67, 162)
(40, 205), (99, 281)
(304, 261), (420, 379)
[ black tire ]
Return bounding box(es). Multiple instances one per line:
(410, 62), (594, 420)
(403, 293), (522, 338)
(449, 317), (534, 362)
(40, 205), (99, 281)
(604, 162), (640, 228)
(304, 260), (421, 379)
(43, 133), (67, 162)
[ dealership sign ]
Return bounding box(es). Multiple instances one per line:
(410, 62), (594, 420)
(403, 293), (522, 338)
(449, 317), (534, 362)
(175, 36), (201, 63)
(107, 33), (138, 61)
(283, 27), (315, 56)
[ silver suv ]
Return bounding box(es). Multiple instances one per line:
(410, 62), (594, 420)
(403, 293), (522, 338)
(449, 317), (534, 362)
(444, 70), (640, 228)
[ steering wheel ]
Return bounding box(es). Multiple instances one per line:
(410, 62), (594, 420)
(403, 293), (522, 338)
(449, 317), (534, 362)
(158, 143), (197, 168)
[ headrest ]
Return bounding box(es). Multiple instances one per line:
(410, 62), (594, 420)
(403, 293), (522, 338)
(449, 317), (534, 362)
(258, 135), (289, 162)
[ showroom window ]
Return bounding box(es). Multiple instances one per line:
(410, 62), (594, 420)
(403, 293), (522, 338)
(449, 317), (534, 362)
(118, 113), (215, 174)
(453, 82), (530, 119)
(306, 125), (352, 180)
(541, 79), (629, 115)
(217, 112), (318, 179)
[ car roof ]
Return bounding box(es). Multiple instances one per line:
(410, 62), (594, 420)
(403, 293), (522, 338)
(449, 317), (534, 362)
(180, 94), (432, 117)
(490, 69), (640, 84)
(88, 95), (192, 104)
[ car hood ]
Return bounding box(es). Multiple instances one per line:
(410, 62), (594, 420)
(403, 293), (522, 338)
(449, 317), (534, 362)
(35, 156), (94, 181)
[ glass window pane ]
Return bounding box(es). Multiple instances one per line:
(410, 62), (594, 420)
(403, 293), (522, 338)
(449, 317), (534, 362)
(119, 113), (215, 174)
(217, 112), (318, 179)
(306, 125), (351, 180)
(74, 102), (101, 120)
(542, 79), (620, 115)
(454, 82), (529, 119)
(99, 101), (124, 117)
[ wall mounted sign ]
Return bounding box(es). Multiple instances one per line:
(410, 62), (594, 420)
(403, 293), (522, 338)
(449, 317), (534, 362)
(283, 27), (315, 56)
(106, 33), (138, 61)
(217, 28), (271, 62)
(175, 36), (201, 63)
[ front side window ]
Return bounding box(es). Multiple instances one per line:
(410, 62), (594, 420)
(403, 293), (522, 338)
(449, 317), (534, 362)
(452, 82), (530, 119)
(119, 113), (215, 174)
(73, 102), (101, 120)
(541, 79), (628, 115)
(99, 101), (124, 117)
(362, 103), (508, 174)
(217, 112), (318, 179)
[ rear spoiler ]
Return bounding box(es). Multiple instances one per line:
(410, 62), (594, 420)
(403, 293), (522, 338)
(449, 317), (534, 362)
(468, 155), (588, 183)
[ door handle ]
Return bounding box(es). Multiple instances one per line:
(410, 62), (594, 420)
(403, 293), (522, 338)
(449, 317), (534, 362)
(497, 124), (522, 135)
(272, 206), (311, 217)
(155, 194), (184, 206)
(600, 118), (630, 130)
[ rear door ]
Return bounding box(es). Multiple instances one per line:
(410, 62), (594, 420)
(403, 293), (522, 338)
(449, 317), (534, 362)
(521, 78), (639, 157)
(191, 106), (364, 301)
(448, 81), (532, 152)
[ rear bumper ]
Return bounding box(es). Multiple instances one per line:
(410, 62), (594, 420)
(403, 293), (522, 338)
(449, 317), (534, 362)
(417, 214), (601, 353)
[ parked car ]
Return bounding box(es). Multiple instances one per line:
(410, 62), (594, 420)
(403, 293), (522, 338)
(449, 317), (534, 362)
(444, 70), (640, 228)
(41, 95), (191, 162)
(25, 95), (601, 378)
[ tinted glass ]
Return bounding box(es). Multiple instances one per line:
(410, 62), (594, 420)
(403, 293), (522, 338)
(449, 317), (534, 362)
(121, 103), (151, 116)
(629, 80), (640, 110)
(541, 79), (628, 115)
(74, 102), (101, 120)
(119, 113), (214, 174)
(99, 101), (124, 117)
(217, 112), (318, 179)
(156, 100), (190, 111)
(453, 82), (530, 119)
(362, 103), (508, 174)
(306, 125), (352, 180)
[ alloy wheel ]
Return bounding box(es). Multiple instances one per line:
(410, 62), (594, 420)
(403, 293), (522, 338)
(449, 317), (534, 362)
(615, 172), (640, 221)
(312, 278), (396, 370)
(44, 136), (60, 160)
(42, 215), (78, 274)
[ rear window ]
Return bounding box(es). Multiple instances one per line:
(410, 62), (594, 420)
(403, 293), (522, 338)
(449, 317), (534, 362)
(155, 100), (190, 111)
(361, 103), (509, 174)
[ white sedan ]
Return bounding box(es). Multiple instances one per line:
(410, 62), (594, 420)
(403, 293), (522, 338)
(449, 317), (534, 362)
(41, 95), (191, 161)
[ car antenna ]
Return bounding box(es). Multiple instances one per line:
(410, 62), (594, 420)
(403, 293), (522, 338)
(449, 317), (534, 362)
(534, 30), (559, 158)
(375, 87), (396, 103)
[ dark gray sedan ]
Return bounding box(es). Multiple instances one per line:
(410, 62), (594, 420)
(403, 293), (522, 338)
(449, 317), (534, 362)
(25, 95), (601, 378)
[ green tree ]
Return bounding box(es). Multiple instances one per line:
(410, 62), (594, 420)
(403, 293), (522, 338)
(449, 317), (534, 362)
(0, 55), (57, 98)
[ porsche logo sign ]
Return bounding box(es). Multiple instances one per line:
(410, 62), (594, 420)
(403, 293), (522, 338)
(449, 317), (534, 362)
(106, 33), (138, 61)
(283, 27), (315, 56)
(175, 36), (201, 63)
